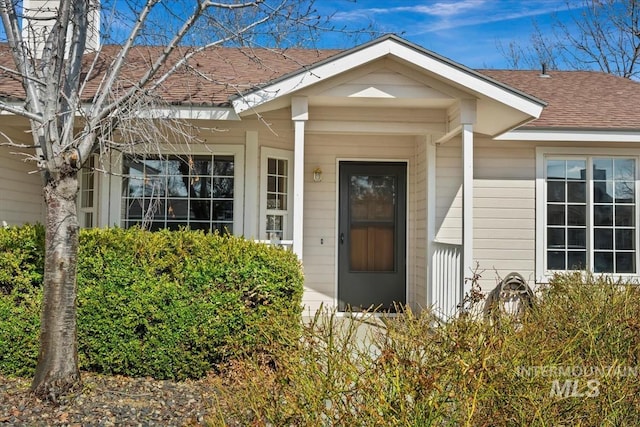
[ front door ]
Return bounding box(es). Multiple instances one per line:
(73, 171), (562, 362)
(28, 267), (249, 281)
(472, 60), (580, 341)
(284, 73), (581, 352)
(338, 161), (407, 311)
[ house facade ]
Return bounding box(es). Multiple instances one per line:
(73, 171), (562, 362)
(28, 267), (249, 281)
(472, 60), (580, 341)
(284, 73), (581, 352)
(2, 35), (640, 315)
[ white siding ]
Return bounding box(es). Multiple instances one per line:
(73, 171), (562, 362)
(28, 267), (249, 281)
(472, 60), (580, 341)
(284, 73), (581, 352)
(302, 133), (419, 313)
(435, 136), (539, 293)
(435, 136), (538, 293)
(434, 137), (462, 243)
(474, 138), (537, 292)
(0, 149), (45, 224)
(413, 136), (428, 309)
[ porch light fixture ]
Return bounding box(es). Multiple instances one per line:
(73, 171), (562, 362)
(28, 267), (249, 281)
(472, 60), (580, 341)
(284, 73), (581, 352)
(313, 167), (322, 182)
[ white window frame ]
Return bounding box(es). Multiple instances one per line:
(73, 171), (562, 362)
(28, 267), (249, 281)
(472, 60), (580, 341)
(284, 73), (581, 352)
(536, 147), (640, 282)
(115, 145), (245, 235)
(78, 155), (98, 228)
(260, 147), (293, 240)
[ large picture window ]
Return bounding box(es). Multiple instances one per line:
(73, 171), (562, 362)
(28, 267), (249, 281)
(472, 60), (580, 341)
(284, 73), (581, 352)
(122, 154), (235, 233)
(539, 151), (638, 276)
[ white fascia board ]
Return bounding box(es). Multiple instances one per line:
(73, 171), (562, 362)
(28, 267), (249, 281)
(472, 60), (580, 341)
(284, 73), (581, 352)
(103, 105), (241, 121)
(232, 42), (392, 114)
(388, 43), (544, 118)
(232, 37), (545, 119)
(110, 105), (240, 121)
(496, 129), (640, 142)
(1, 102), (240, 121)
(142, 106), (240, 121)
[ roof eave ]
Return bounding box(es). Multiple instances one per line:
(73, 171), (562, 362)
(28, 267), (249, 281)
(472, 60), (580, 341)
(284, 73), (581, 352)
(496, 127), (640, 142)
(231, 34), (546, 120)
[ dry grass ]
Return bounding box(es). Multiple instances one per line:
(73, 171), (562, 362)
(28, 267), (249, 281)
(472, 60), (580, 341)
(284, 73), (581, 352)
(207, 273), (640, 426)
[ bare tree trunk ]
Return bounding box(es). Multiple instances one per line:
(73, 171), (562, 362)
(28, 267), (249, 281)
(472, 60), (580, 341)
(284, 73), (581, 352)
(31, 175), (81, 401)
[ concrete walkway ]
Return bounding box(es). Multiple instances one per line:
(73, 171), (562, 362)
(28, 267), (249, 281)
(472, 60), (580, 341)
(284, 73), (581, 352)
(302, 313), (389, 358)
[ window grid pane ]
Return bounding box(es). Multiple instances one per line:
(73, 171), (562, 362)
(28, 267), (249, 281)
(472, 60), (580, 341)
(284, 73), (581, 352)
(266, 158), (288, 211)
(546, 157), (637, 275)
(546, 159), (587, 272)
(593, 157), (636, 273)
(79, 156), (96, 227)
(265, 156), (289, 240)
(122, 155), (234, 233)
(266, 214), (284, 240)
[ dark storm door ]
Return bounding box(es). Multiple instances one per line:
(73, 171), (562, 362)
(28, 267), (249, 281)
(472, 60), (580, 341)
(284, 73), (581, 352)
(338, 161), (407, 311)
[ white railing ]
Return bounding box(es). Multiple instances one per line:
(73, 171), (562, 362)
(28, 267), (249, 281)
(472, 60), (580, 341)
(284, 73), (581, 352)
(254, 239), (294, 251)
(430, 241), (463, 319)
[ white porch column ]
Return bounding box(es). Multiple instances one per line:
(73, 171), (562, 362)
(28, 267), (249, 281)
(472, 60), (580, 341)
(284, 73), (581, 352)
(291, 97), (308, 259)
(426, 135), (437, 308)
(460, 100), (476, 300)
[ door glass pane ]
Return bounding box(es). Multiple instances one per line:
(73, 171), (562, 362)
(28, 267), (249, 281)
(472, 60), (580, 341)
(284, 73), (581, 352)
(349, 175), (396, 272)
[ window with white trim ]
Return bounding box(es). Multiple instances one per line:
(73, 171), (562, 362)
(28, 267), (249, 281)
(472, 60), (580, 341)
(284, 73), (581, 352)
(121, 154), (238, 233)
(78, 155), (97, 228)
(260, 148), (293, 240)
(540, 153), (638, 275)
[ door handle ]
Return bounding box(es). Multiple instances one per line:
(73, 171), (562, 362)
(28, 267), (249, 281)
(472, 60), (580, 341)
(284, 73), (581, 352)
(340, 232), (345, 244)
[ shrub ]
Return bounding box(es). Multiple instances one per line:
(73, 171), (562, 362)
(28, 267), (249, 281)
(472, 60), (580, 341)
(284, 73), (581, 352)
(210, 273), (640, 426)
(0, 224), (43, 377)
(0, 226), (303, 379)
(0, 224), (44, 294)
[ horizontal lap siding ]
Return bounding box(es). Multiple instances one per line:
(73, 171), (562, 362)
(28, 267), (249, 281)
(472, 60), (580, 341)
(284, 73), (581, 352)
(303, 134), (417, 313)
(473, 138), (536, 291)
(435, 137), (537, 293)
(435, 138), (462, 243)
(0, 147), (44, 225)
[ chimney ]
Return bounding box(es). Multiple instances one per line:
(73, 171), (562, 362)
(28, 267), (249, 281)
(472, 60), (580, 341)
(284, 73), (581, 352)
(22, 0), (100, 58)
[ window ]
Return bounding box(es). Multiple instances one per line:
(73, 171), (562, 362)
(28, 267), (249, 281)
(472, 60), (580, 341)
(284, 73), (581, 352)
(538, 149), (638, 278)
(121, 154), (236, 233)
(260, 148), (293, 240)
(78, 156), (97, 228)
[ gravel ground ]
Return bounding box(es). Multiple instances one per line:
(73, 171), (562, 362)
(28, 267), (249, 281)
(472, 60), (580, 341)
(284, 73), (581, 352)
(0, 373), (220, 426)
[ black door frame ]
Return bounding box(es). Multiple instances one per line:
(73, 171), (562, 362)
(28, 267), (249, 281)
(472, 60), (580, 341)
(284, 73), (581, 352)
(337, 160), (407, 311)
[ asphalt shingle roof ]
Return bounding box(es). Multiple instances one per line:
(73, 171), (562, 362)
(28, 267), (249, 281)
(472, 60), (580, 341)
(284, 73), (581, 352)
(479, 69), (640, 130)
(1, 44), (640, 131)
(0, 45), (340, 106)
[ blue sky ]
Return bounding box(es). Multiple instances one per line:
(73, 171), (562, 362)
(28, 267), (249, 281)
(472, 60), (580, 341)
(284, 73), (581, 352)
(316, 0), (580, 69)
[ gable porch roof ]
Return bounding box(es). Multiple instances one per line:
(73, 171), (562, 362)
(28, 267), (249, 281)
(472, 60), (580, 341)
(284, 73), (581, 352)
(231, 34), (546, 136)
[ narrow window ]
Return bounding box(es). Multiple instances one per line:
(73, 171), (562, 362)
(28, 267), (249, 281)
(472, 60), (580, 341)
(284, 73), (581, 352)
(261, 148), (293, 241)
(266, 157), (288, 239)
(78, 156), (97, 228)
(546, 159), (587, 270)
(592, 158), (636, 273)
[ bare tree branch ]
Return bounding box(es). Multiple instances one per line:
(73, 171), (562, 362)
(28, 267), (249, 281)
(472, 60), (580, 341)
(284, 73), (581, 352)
(0, 102), (44, 122)
(500, 0), (640, 79)
(0, 0), (368, 400)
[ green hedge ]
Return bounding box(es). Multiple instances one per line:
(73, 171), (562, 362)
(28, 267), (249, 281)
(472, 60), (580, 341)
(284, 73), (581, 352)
(0, 225), (303, 379)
